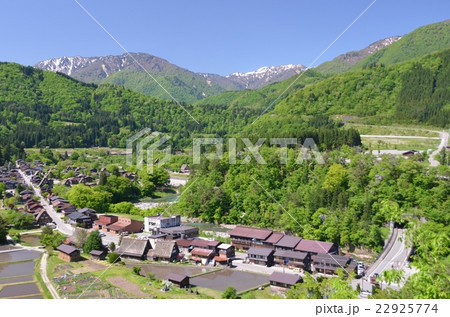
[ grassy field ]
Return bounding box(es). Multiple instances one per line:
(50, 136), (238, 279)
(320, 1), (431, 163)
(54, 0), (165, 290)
(361, 136), (440, 151)
(345, 123), (441, 137)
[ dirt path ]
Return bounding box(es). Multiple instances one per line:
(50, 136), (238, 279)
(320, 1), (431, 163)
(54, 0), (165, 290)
(108, 277), (148, 298)
(40, 253), (60, 299)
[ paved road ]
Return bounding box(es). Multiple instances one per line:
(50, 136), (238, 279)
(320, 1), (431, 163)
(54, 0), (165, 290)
(361, 135), (440, 139)
(18, 169), (74, 236)
(428, 131), (449, 166)
(356, 228), (412, 293)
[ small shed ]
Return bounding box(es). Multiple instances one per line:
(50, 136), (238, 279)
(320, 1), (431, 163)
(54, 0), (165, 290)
(56, 244), (81, 262)
(90, 249), (107, 261)
(269, 271), (302, 295)
(166, 273), (189, 288)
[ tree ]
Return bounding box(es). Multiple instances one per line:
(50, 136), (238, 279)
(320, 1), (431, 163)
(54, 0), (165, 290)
(41, 225), (53, 238)
(221, 286), (238, 299)
(84, 230), (102, 254)
(0, 217), (8, 243)
(132, 266), (142, 275)
(0, 183), (6, 199)
(74, 229), (88, 249)
(107, 252), (120, 264)
(322, 164), (347, 191)
(67, 184), (112, 213)
(109, 242), (116, 252)
(99, 172), (107, 186)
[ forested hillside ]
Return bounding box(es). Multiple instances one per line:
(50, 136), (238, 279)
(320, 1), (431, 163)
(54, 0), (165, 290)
(262, 49), (450, 128)
(354, 20), (450, 70)
(195, 69), (326, 109)
(0, 62), (357, 162)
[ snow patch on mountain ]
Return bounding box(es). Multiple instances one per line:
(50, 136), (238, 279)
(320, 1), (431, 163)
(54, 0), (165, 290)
(226, 64), (306, 89)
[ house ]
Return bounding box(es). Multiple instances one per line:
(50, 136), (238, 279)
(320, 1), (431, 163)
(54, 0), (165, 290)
(93, 215), (118, 231)
(60, 204), (77, 216)
(38, 177), (53, 192)
(262, 232), (284, 249)
(166, 273), (189, 288)
(190, 239), (221, 251)
(190, 248), (215, 265)
(176, 239), (192, 254)
(117, 238), (151, 260)
(273, 235), (302, 251)
(247, 247), (274, 267)
(159, 225), (199, 239)
(217, 243), (235, 258)
(148, 233), (168, 249)
(148, 241), (179, 262)
(273, 250), (310, 271)
(56, 244), (81, 262)
(106, 217), (143, 235)
(180, 164), (190, 174)
(402, 150), (420, 158)
(312, 253), (351, 275)
(144, 214), (181, 233)
(34, 210), (52, 227)
(67, 211), (93, 228)
(78, 207), (97, 221)
(90, 249), (107, 261)
(269, 272), (302, 295)
(230, 226), (273, 250)
(63, 178), (79, 187)
(294, 239), (338, 256)
(214, 243), (235, 266)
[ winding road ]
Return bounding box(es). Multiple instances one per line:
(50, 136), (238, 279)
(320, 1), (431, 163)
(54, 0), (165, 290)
(361, 129), (449, 166)
(355, 228), (413, 294)
(428, 131), (449, 166)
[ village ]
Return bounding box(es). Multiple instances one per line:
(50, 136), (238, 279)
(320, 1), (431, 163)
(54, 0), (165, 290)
(0, 157), (366, 299)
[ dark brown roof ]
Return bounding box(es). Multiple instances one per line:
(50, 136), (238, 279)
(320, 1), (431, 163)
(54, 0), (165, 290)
(56, 244), (78, 255)
(295, 239), (335, 254)
(191, 248), (213, 257)
(90, 250), (106, 256)
(190, 239), (210, 248)
(247, 247), (274, 257)
(107, 222), (129, 230)
(176, 239), (192, 248)
(269, 272), (302, 286)
(274, 235), (302, 249)
(264, 232), (284, 244)
(166, 273), (188, 283)
(229, 226), (273, 240)
(312, 253), (350, 267)
(274, 250), (308, 260)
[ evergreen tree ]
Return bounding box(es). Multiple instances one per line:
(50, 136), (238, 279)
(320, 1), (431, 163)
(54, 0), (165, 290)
(84, 230), (102, 254)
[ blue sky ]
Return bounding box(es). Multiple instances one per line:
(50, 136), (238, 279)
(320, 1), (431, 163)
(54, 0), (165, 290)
(0, 0), (448, 75)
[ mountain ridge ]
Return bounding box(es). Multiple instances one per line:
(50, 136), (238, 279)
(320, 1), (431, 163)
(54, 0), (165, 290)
(34, 53), (308, 102)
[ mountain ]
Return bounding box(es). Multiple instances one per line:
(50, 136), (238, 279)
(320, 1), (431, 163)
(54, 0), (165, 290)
(0, 62), (260, 150)
(315, 36), (401, 75)
(225, 64), (306, 89)
(353, 19), (450, 69)
(244, 48), (450, 138)
(34, 53), (307, 103)
(34, 53), (240, 104)
(195, 69), (325, 109)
